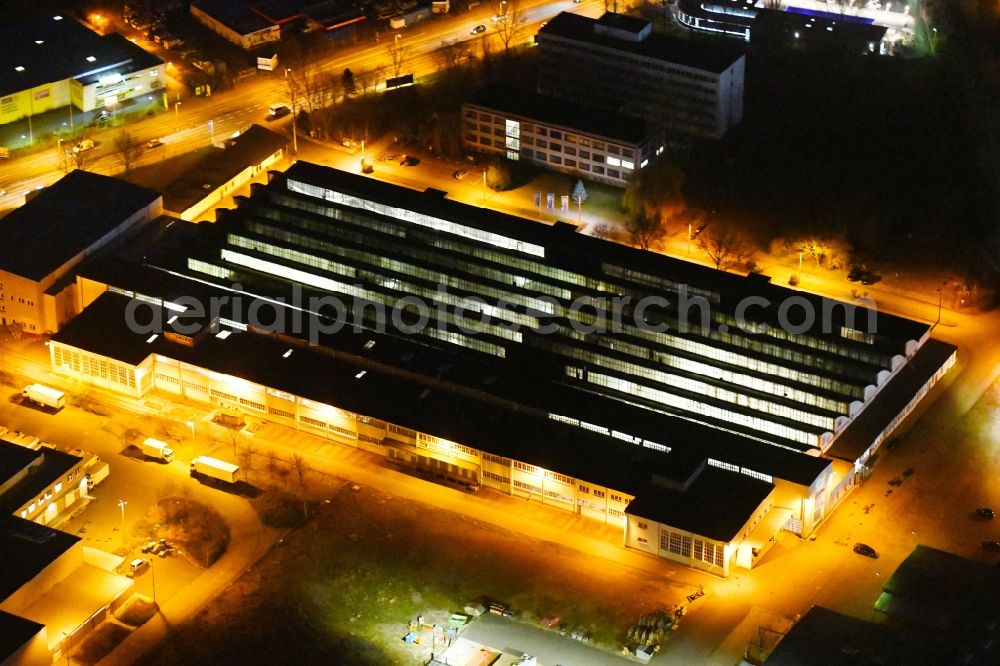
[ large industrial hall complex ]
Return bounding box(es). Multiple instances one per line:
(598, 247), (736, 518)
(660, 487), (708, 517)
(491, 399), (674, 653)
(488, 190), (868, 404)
(18, 162), (953, 578)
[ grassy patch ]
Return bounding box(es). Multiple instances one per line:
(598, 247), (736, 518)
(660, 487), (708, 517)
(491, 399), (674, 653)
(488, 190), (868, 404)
(72, 622), (132, 664)
(144, 497), (230, 567)
(251, 491), (312, 528)
(143, 480), (680, 666)
(116, 597), (158, 627)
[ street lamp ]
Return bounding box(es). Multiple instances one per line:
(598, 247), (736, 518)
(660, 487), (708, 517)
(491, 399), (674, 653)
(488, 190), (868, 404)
(284, 68), (298, 155)
(117, 499), (127, 538)
(935, 284), (943, 325)
(147, 557), (157, 604)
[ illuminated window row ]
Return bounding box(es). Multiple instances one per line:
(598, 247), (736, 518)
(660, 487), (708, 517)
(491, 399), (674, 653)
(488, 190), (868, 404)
(707, 458), (772, 483)
(482, 470), (510, 484)
(548, 412), (669, 452)
(712, 310), (888, 368)
(627, 325), (869, 398)
(218, 248), (524, 345)
(557, 343), (838, 429)
(241, 222), (561, 314)
(513, 479), (541, 494)
(287, 179), (546, 258)
(229, 234), (357, 279)
(582, 333), (850, 412)
(483, 452), (510, 465)
(422, 326), (507, 358)
(264, 193), (587, 290)
(53, 345), (135, 388)
(588, 372), (820, 447)
(602, 263), (720, 304)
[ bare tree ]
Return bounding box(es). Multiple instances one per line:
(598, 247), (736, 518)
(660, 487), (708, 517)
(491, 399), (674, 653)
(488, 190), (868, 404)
(624, 210), (667, 250)
(434, 41), (469, 71)
(493, 0), (524, 52)
(266, 449), (281, 479)
(355, 67), (384, 97)
(114, 131), (143, 173)
(57, 141), (74, 173)
(790, 237), (849, 270)
(291, 453), (309, 493)
(385, 35), (408, 78)
(698, 226), (755, 271)
(591, 223), (617, 241)
(239, 440), (257, 471)
(71, 147), (92, 171)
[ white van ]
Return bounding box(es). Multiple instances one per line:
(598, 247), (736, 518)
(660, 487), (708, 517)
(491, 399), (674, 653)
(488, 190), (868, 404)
(267, 103), (291, 118)
(127, 558), (150, 578)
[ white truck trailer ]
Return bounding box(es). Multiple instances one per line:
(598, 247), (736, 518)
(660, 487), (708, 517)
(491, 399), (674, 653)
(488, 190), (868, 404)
(190, 456), (239, 484)
(22, 384), (66, 410)
(139, 437), (174, 462)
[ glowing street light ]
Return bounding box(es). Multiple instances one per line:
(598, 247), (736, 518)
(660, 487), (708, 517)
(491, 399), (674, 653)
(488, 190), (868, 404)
(117, 498), (127, 541)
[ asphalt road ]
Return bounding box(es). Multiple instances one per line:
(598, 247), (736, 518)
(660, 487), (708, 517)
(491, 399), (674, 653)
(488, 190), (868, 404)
(0, 0), (601, 207)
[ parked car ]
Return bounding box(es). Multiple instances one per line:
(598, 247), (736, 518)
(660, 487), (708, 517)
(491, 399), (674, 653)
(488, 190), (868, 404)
(453, 168), (468, 180)
(853, 543), (878, 559)
(72, 139), (95, 154)
(127, 558), (150, 578)
(140, 540), (158, 554)
(976, 507), (995, 520)
(470, 24), (487, 35)
(847, 266), (880, 285)
(400, 155), (418, 167)
(146, 138), (163, 149)
(267, 103), (291, 119)
(97, 110), (110, 123)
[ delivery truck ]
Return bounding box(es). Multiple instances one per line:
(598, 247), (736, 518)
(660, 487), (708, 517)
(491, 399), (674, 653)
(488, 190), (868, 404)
(190, 456), (239, 484)
(139, 437), (174, 463)
(22, 384), (66, 410)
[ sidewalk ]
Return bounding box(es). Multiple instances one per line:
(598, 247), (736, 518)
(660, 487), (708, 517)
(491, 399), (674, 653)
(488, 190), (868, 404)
(247, 420), (704, 591)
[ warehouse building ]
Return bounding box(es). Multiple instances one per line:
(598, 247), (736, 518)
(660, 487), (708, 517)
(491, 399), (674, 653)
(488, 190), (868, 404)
(162, 123), (288, 221)
(0, 171), (162, 335)
(0, 13), (164, 127)
(50, 163), (954, 574)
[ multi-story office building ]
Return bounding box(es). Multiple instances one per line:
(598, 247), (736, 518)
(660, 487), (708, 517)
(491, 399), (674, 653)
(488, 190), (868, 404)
(462, 86), (662, 187)
(51, 164), (955, 574)
(536, 12), (746, 139)
(0, 13), (164, 127)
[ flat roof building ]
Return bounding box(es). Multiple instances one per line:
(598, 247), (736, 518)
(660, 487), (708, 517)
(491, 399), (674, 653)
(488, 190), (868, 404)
(768, 546), (1000, 664)
(0, 14), (164, 126)
(463, 86), (662, 187)
(162, 123), (288, 221)
(0, 170), (161, 334)
(190, 0), (281, 50)
(51, 162), (953, 574)
(536, 12), (746, 138)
